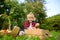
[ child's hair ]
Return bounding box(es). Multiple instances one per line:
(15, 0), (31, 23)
(27, 12), (36, 20)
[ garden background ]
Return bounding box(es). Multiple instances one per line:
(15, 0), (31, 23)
(0, 0), (60, 40)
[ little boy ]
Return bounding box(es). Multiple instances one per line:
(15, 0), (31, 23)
(24, 12), (40, 29)
(19, 12), (40, 36)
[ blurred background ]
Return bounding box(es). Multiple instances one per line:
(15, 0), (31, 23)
(0, 0), (60, 31)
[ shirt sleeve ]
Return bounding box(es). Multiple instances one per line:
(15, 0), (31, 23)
(24, 20), (29, 29)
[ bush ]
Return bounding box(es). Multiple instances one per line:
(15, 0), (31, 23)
(40, 14), (60, 31)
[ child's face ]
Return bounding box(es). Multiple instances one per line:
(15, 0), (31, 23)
(27, 15), (34, 22)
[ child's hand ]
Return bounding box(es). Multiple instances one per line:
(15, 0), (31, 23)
(27, 27), (32, 29)
(28, 27), (35, 29)
(35, 23), (40, 27)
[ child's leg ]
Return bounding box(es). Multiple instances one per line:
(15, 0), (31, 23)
(19, 29), (25, 36)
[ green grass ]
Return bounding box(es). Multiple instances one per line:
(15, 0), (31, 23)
(50, 31), (60, 40)
(0, 31), (60, 40)
(0, 35), (40, 40)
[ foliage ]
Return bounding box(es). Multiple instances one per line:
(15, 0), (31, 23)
(0, 35), (40, 40)
(0, 31), (60, 40)
(0, 0), (12, 30)
(47, 14), (60, 31)
(0, 0), (46, 30)
(50, 31), (60, 40)
(41, 14), (60, 31)
(24, 0), (46, 24)
(0, 0), (60, 32)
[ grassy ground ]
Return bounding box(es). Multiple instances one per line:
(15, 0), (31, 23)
(0, 31), (60, 40)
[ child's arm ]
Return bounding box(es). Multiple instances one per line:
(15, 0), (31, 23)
(35, 23), (40, 28)
(34, 19), (40, 28)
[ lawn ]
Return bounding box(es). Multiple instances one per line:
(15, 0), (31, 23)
(0, 31), (60, 40)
